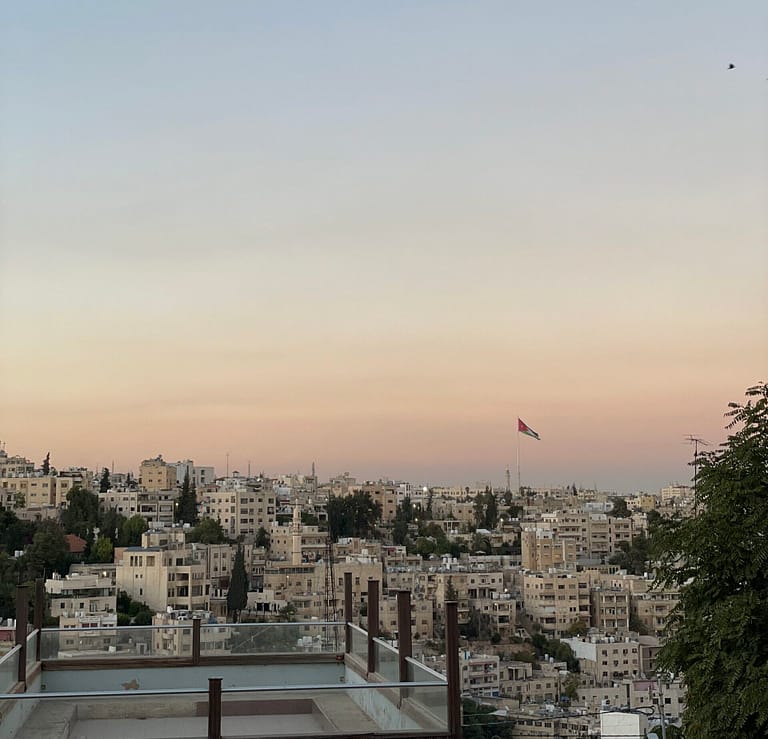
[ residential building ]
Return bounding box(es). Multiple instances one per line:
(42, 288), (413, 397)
(522, 570), (591, 636)
(563, 634), (641, 683)
(459, 649), (500, 696)
(139, 456), (177, 492)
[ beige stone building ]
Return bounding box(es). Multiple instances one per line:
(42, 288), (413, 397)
(202, 484), (276, 538)
(590, 586), (631, 632)
(380, 594), (434, 640)
(99, 488), (175, 527)
(1, 473), (83, 509)
(522, 570), (591, 635)
(151, 610), (230, 656)
(139, 456), (177, 492)
(116, 540), (210, 612)
(521, 529), (578, 570)
(459, 650), (500, 696)
(563, 635), (642, 683)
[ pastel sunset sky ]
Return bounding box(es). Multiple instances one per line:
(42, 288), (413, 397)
(1, 2), (766, 492)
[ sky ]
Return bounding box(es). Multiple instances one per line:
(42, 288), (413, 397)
(1, 2), (766, 493)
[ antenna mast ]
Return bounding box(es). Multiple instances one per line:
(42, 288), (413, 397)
(684, 435), (710, 506)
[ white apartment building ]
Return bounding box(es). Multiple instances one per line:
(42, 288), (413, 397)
(99, 488), (175, 527)
(170, 460), (215, 489)
(563, 635), (642, 683)
(46, 571), (117, 626)
(45, 571), (118, 654)
(116, 543), (210, 612)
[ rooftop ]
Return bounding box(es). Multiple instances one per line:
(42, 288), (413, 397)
(0, 580), (460, 739)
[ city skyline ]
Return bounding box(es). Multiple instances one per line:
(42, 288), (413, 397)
(2, 2), (766, 495)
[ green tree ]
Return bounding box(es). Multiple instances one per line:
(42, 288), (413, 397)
(414, 536), (437, 558)
(0, 552), (23, 619)
(99, 509), (126, 545)
(462, 698), (515, 739)
(473, 492), (486, 528)
(254, 526), (270, 549)
(227, 544), (249, 622)
(609, 533), (652, 575)
(483, 488), (499, 529)
(188, 517), (228, 544)
(392, 517), (409, 546)
(327, 492), (381, 540)
(562, 673), (580, 702)
(27, 520), (70, 577)
(99, 467), (111, 494)
(90, 537), (114, 563)
(121, 515), (148, 547)
(175, 470), (198, 525)
(42, 452), (50, 475)
(564, 619), (588, 637)
(61, 486), (100, 539)
(655, 383), (768, 739)
(0, 509), (35, 555)
(610, 496), (631, 517)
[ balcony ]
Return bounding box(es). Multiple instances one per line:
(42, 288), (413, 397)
(0, 580), (459, 739)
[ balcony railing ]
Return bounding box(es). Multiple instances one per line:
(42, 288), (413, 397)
(0, 577), (460, 738)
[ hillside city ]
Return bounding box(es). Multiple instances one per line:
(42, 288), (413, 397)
(0, 443), (693, 737)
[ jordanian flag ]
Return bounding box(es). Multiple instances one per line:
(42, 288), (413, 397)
(518, 418), (540, 440)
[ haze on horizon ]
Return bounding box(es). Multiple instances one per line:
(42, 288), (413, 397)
(1, 2), (766, 495)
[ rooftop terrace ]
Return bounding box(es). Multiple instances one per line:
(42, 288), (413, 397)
(0, 577), (461, 739)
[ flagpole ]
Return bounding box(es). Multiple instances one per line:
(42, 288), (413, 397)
(517, 428), (521, 494)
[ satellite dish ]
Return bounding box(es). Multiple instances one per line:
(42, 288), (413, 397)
(647, 734), (660, 739)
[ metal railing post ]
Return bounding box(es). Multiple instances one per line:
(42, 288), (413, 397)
(15, 585), (29, 686)
(192, 617), (201, 665)
(366, 578), (379, 674)
(207, 676), (222, 739)
(396, 589), (412, 683)
(344, 572), (353, 654)
(446, 600), (462, 739)
(34, 578), (44, 662)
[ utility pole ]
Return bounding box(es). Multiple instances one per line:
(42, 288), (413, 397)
(684, 435), (709, 509)
(654, 677), (668, 739)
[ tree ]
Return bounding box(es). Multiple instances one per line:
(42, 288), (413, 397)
(392, 517), (409, 546)
(609, 533), (652, 575)
(327, 492), (381, 540)
(99, 467), (111, 494)
(188, 517), (227, 544)
(227, 544), (249, 622)
(61, 486), (100, 539)
(610, 496), (631, 518)
(27, 520), (70, 577)
(655, 383), (768, 739)
(90, 537), (114, 563)
(121, 515), (148, 547)
(0, 509), (35, 555)
(445, 577), (458, 602)
(99, 509), (126, 545)
(175, 470), (198, 525)
(0, 553), (23, 619)
(562, 673), (580, 702)
(483, 488), (499, 529)
(564, 619), (589, 637)
(254, 526), (270, 549)
(42, 452), (50, 475)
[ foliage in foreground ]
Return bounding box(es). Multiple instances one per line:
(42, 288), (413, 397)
(655, 383), (768, 739)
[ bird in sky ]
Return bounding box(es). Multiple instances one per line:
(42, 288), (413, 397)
(728, 63), (736, 70)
